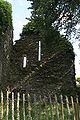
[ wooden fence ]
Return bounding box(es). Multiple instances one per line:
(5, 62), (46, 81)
(0, 91), (80, 120)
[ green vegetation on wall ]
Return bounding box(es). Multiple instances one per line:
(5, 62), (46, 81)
(20, 21), (39, 37)
(20, 21), (74, 57)
(0, 0), (12, 35)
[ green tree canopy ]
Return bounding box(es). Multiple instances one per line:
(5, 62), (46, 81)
(20, 21), (39, 37)
(0, 0), (12, 35)
(27, 0), (80, 38)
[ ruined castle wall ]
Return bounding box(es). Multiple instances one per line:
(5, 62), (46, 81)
(0, 27), (13, 90)
(11, 35), (76, 96)
(0, 0), (13, 90)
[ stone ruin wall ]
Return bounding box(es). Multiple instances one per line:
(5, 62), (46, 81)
(0, 27), (13, 90)
(10, 35), (76, 97)
(0, 31), (76, 97)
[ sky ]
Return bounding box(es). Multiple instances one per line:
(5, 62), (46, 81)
(5, 0), (80, 77)
(72, 28), (80, 78)
(5, 0), (31, 41)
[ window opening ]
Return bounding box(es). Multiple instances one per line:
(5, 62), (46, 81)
(23, 56), (27, 68)
(38, 41), (41, 61)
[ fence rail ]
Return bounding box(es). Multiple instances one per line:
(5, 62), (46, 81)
(0, 91), (80, 120)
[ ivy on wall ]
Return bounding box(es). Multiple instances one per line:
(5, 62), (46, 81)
(0, 0), (12, 35)
(20, 21), (74, 56)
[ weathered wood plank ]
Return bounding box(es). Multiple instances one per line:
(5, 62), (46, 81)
(55, 95), (59, 120)
(49, 95), (54, 120)
(1, 91), (3, 120)
(23, 93), (25, 120)
(66, 96), (71, 120)
(61, 95), (64, 120)
(17, 92), (20, 120)
(28, 94), (31, 120)
(34, 94), (38, 120)
(71, 96), (76, 120)
(44, 96), (48, 120)
(76, 96), (79, 120)
(39, 95), (41, 120)
(12, 92), (14, 120)
(6, 91), (9, 120)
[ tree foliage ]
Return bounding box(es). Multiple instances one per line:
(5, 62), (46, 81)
(20, 20), (73, 56)
(20, 21), (39, 37)
(0, 0), (12, 35)
(27, 0), (80, 38)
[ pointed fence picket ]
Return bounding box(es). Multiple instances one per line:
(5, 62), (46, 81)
(39, 95), (42, 120)
(34, 94), (38, 120)
(1, 91), (3, 120)
(71, 96), (76, 120)
(66, 96), (71, 120)
(55, 94), (59, 120)
(49, 95), (54, 120)
(17, 92), (20, 120)
(0, 91), (80, 120)
(76, 96), (80, 120)
(61, 95), (64, 120)
(27, 94), (31, 120)
(23, 93), (25, 120)
(44, 96), (48, 120)
(6, 91), (9, 120)
(12, 92), (14, 120)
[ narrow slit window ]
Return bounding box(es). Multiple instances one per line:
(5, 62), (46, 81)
(38, 41), (41, 61)
(23, 56), (27, 68)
